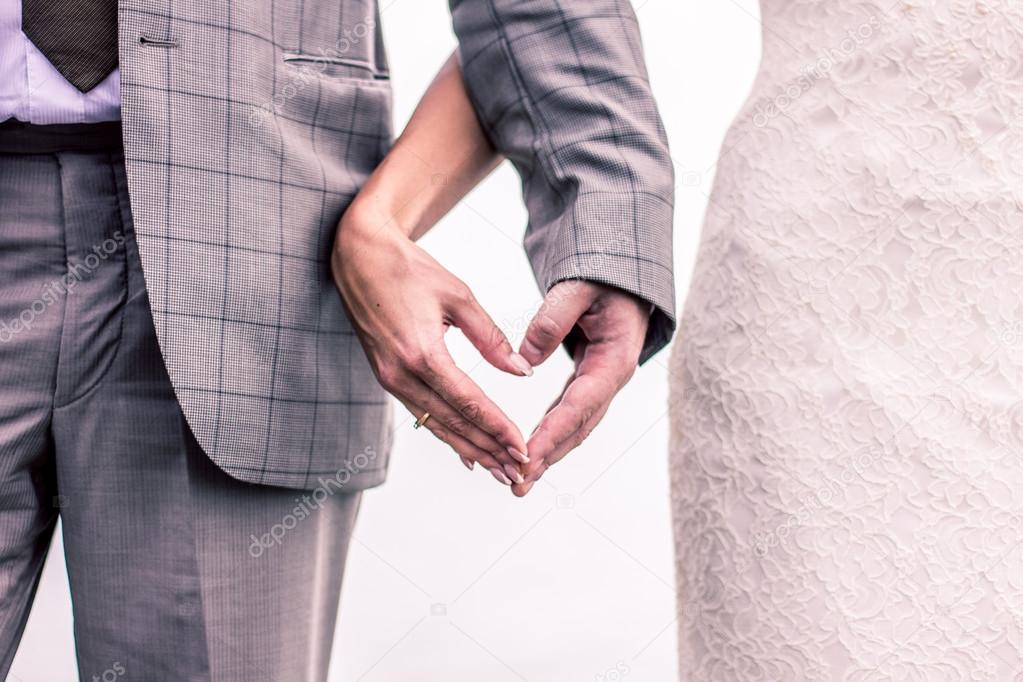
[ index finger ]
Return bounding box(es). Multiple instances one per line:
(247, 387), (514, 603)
(418, 346), (529, 463)
(524, 346), (633, 475)
(528, 371), (615, 469)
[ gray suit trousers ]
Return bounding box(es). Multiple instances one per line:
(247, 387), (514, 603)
(0, 125), (362, 681)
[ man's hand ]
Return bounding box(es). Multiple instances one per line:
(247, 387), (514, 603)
(332, 211), (532, 486)
(511, 281), (650, 496)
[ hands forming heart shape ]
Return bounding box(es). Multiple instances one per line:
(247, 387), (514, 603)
(334, 216), (650, 497)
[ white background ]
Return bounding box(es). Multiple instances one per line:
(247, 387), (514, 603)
(11, 1), (761, 679)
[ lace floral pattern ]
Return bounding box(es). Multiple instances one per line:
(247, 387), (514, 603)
(669, 1), (1023, 679)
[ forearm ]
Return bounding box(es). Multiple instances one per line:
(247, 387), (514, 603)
(329, 53), (528, 484)
(450, 0), (676, 363)
(341, 52), (502, 242)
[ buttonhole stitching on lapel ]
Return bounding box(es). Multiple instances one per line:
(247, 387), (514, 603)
(139, 35), (179, 48)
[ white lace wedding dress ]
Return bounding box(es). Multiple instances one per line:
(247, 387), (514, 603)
(669, 1), (1023, 679)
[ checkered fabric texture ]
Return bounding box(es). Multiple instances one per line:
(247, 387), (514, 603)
(118, 0), (675, 491)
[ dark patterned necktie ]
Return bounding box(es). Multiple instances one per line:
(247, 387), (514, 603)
(21, 0), (118, 93)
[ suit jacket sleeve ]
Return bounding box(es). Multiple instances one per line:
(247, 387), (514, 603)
(449, 0), (676, 363)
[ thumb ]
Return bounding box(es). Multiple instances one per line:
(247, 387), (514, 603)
(519, 281), (596, 366)
(448, 289), (533, 377)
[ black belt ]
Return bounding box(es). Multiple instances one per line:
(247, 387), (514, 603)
(0, 118), (123, 154)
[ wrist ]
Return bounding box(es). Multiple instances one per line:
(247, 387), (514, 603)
(336, 195), (415, 253)
(339, 147), (440, 243)
(332, 199), (418, 300)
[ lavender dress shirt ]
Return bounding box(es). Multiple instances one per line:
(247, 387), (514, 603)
(0, 1), (120, 124)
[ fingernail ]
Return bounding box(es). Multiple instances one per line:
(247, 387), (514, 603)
(489, 467), (512, 485)
(508, 447), (530, 464)
(504, 464), (525, 484)
(509, 352), (534, 377)
(461, 457), (475, 471)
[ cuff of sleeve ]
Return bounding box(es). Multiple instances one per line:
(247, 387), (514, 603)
(530, 192), (677, 365)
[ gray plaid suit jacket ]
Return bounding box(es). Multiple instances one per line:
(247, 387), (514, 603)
(117, 0), (675, 491)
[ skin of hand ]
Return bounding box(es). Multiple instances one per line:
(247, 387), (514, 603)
(332, 53), (533, 486)
(509, 281), (650, 497)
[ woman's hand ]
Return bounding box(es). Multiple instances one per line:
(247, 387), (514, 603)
(331, 51), (530, 485)
(332, 209), (532, 485)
